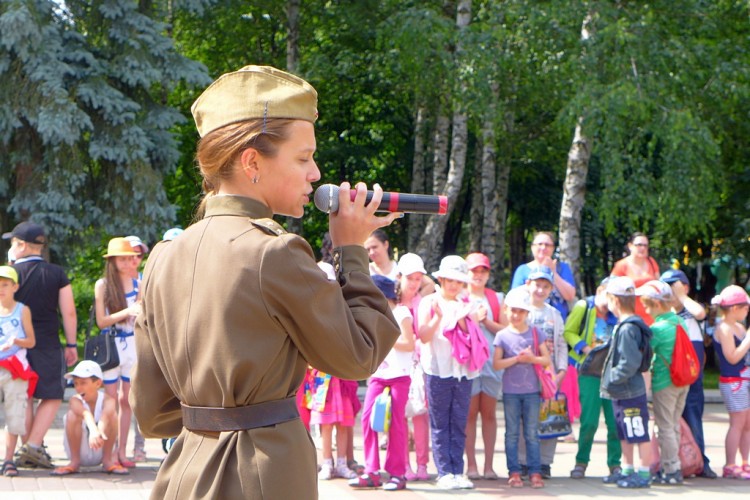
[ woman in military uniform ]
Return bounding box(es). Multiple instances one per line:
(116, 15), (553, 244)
(131, 66), (401, 499)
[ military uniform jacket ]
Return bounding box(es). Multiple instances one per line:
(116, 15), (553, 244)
(131, 195), (399, 499)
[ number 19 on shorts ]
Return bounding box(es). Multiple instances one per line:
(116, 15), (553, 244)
(623, 409), (646, 438)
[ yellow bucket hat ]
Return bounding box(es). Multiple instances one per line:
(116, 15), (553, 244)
(103, 237), (139, 258)
(191, 65), (318, 138)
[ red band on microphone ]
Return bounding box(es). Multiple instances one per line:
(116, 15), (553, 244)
(388, 193), (399, 213)
(438, 196), (448, 215)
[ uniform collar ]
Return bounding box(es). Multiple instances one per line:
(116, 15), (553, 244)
(204, 195), (274, 220)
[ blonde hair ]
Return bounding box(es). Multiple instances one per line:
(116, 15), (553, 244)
(194, 118), (296, 219)
(640, 296), (670, 314)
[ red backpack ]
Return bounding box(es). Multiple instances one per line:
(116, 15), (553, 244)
(659, 322), (700, 387)
(483, 288), (500, 322)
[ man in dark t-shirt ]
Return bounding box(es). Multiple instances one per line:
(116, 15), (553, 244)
(2, 222), (78, 468)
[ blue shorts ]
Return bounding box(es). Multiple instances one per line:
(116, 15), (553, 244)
(471, 373), (502, 399)
(612, 394), (650, 444)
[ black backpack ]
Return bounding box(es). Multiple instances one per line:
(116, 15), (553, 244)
(630, 317), (653, 373)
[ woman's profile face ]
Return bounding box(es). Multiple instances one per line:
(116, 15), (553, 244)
(365, 236), (389, 264)
(628, 235), (650, 259)
(257, 120), (320, 217)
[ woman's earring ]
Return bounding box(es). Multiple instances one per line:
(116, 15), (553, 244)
(252, 176), (259, 184)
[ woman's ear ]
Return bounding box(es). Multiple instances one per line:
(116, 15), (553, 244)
(240, 148), (260, 180)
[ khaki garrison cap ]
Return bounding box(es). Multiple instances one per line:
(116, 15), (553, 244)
(191, 65), (318, 138)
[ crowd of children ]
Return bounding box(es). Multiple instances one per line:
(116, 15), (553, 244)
(3, 224), (750, 494)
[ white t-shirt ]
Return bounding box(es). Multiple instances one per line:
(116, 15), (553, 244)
(677, 308), (704, 342)
(372, 305), (414, 380)
(369, 260), (399, 280)
(418, 293), (480, 381)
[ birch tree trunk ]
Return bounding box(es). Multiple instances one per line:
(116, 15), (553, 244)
(285, 0), (303, 235)
(408, 106), (430, 251)
(469, 138), (484, 252)
(415, 0), (471, 271)
(431, 113), (451, 195)
(558, 12), (595, 294)
(558, 118), (591, 292)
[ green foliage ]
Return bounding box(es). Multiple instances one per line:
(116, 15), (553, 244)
(0, 0), (211, 263)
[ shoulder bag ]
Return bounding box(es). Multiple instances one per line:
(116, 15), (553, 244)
(83, 305), (120, 372)
(532, 327), (557, 400)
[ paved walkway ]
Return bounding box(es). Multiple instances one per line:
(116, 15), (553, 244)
(1, 390), (748, 499)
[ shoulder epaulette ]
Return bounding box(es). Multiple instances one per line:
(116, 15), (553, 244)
(250, 218), (287, 236)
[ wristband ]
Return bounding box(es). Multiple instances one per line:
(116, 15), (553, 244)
(65, 343), (77, 348)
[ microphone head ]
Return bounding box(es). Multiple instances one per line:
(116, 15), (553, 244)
(313, 184), (340, 213)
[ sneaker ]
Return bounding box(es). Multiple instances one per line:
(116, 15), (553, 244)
(318, 462), (333, 481)
(383, 476), (406, 491)
(454, 474), (474, 489)
(617, 472), (651, 489)
(541, 464), (551, 479)
(436, 473), (457, 490)
(335, 463), (357, 479)
(698, 466), (718, 479)
(416, 464), (429, 481)
(404, 468), (417, 481)
(603, 466), (625, 484)
(16, 445), (53, 469)
(654, 470), (683, 485)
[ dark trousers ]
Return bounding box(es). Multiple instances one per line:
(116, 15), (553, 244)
(681, 340), (709, 466)
(425, 374), (472, 476)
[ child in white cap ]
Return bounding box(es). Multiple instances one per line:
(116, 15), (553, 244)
(493, 286), (552, 489)
(51, 360), (126, 476)
(0, 265), (36, 477)
(418, 255), (484, 490)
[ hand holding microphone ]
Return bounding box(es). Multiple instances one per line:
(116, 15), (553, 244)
(327, 182), (403, 248)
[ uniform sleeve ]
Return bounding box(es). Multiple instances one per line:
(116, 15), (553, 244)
(130, 244), (183, 438)
(261, 236), (399, 381)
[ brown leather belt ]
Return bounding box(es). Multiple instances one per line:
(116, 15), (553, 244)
(181, 396), (299, 432)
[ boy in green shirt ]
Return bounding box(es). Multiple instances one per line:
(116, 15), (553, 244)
(636, 280), (689, 485)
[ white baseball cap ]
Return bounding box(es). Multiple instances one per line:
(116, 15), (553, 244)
(397, 253), (427, 276)
(504, 287), (532, 312)
(605, 276), (636, 297)
(64, 360), (103, 380)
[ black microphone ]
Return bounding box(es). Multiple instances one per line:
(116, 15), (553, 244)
(313, 184), (448, 215)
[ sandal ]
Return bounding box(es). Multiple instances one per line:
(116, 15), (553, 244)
(383, 476), (406, 491)
(466, 470), (482, 480)
(104, 464), (130, 475)
(484, 470), (498, 480)
(723, 465), (750, 480)
(530, 472), (544, 489)
(2, 460), (18, 477)
(570, 463), (587, 479)
(348, 472), (381, 488)
(508, 472), (523, 488)
(50, 465), (79, 476)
